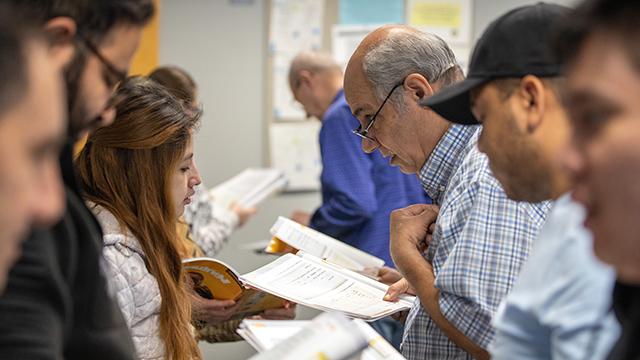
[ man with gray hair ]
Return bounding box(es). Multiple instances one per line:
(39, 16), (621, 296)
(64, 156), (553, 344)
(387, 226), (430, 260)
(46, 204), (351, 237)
(344, 25), (550, 359)
(288, 51), (429, 349)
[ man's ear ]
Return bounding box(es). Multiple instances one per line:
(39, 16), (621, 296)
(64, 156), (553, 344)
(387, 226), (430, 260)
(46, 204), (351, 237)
(43, 17), (77, 68)
(518, 75), (546, 133)
(297, 70), (314, 87)
(404, 73), (433, 102)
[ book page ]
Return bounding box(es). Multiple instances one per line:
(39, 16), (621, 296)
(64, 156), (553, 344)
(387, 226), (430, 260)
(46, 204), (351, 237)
(270, 217), (385, 271)
(248, 312), (367, 360)
(354, 320), (407, 360)
(210, 168), (287, 208)
(240, 254), (408, 320)
(240, 317), (407, 360)
(238, 320), (310, 352)
(298, 252), (416, 308)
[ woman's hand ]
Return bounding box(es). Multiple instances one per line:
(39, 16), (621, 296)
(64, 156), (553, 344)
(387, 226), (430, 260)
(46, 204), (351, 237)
(190, 292), (239, 323)
(229, 202), (257, 227)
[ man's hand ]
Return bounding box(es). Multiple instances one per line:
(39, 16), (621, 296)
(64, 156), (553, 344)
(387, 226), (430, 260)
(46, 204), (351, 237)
(290, 210), (311, 226)
(376, 266), (403, 285)
(390, 204), (439, 266)
(383, 278), (416, 301)
(190, 293), (239, 323)
(229, 202), (257, 227)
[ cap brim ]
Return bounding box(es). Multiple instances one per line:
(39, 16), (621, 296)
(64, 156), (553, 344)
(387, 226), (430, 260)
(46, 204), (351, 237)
(420, 77), (489, 125)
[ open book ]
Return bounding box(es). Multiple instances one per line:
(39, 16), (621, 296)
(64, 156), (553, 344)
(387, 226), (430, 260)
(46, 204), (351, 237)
(210, 168), (287, 208)
(244, 312), (407, 360)
(182, 257), (286, 319)
(266, 216), (385, 272)
(239, 252), (414, 321)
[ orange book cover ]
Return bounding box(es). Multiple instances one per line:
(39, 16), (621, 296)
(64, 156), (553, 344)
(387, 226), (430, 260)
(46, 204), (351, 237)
(183, 257), (286, 319)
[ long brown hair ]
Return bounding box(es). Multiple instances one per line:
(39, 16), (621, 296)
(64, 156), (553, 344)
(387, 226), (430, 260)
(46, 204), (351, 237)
(76, 77), (201, 360)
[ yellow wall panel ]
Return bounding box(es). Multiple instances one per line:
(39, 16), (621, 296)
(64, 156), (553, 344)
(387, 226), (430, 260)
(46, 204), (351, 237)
(129, 0), (160, 76)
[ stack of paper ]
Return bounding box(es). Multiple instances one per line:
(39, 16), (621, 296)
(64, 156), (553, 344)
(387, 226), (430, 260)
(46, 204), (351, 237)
(210, 168), (287, 208)
(241, 313), (406, 360)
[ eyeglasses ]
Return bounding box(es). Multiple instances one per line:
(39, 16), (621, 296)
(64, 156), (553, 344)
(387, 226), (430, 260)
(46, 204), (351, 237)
(352, 81), (404, 142)
(78, 34), (128, 93)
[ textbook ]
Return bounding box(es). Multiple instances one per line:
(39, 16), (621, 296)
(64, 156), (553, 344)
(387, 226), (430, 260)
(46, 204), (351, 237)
(182, 257), (286, 319)
(265, 216), (385, 272)
(210, 168), (287, 208)
(239, 252), (415, 321)
(244, 312), (407, 360)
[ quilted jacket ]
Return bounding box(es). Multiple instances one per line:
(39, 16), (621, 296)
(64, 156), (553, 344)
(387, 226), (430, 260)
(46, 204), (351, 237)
(90, 204), (165, 360)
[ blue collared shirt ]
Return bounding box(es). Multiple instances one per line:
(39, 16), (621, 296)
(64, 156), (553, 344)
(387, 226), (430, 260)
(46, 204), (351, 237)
(402, 125), (551, 359)
(490, 194), (619, 360)
(309, 90), (429, 266)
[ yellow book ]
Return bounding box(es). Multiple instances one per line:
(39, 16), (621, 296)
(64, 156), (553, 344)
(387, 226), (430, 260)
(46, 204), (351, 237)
(183, 257), (286, 319)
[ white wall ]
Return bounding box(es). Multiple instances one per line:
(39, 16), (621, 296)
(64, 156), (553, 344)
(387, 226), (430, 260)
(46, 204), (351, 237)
(159, 1), (577, 359)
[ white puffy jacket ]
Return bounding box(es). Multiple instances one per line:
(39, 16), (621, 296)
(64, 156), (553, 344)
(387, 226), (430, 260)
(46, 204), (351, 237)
(90, 204), (165, 360)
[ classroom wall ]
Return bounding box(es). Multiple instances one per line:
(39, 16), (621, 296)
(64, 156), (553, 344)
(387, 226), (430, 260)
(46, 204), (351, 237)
(158, 0), (576, 359)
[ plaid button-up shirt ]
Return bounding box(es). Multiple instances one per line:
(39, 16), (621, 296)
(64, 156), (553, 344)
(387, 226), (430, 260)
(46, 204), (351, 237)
(401, 125), (551, 359)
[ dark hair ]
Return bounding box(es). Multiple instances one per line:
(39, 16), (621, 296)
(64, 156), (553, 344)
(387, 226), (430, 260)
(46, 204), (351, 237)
(555, 0), (640, 71)
(149, 66), (198, 104)
(0, 0), (155, 43)
(0, 5), (42, 114)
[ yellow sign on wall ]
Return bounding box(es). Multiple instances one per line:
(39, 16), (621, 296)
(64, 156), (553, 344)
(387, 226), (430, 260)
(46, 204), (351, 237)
(410, 2), (461, 28)
(129, 0), (160, 76)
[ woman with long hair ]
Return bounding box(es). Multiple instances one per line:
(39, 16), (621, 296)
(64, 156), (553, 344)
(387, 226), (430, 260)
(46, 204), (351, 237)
(76, 77), (202, 360)
(148, 66), (295, 343)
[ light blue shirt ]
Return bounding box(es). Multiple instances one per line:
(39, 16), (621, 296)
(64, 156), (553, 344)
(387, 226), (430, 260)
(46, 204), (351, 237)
(402, 125), (550, 359)
(490, 194), (620, 360)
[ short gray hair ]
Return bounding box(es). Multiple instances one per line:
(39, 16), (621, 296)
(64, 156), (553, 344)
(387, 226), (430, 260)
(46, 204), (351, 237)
(362, 30), (462, 109)
(288, 51), (342, 89)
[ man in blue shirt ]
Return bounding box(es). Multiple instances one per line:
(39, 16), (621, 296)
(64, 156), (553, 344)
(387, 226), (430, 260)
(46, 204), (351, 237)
(424, 3), (619, 359)
(288, 51), (429, 347)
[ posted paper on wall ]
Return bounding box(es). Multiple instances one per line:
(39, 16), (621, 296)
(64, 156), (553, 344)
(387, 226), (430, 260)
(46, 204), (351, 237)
(338, 0), (404, 25)
(269, 0), (324, 120)
(407, 0), (472, 45)
(269, 121), (322, 191)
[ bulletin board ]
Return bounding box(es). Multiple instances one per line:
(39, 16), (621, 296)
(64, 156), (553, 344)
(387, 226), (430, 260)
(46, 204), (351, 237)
(265, 0), (473, 191)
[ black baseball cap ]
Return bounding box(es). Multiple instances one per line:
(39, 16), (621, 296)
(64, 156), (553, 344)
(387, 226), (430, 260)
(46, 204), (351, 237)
(422, 2), (570, 125)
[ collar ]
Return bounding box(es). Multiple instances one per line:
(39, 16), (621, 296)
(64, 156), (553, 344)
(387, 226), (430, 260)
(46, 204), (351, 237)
(418, 124), (479, 203)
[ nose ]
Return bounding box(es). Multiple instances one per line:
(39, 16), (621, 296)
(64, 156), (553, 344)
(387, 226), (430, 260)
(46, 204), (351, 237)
(190, 162), (202, 187)
(560, 138), (585, 180)
(361, 137), (379, 154)
(31, 163), (65, 226)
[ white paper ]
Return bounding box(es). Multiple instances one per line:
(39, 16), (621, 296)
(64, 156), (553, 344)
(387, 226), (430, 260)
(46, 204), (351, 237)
(269, 0), (324, 120)
(209, 168), (287, 208)
(271, 216), (385, 271)
(269, 122), (322, 191)
(240, 254), (409, 320)
(331, 25), (379, 70)
(240, 316), (406, 360)
(247, 312), (367, 360)
(238, 319), (311, 352)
